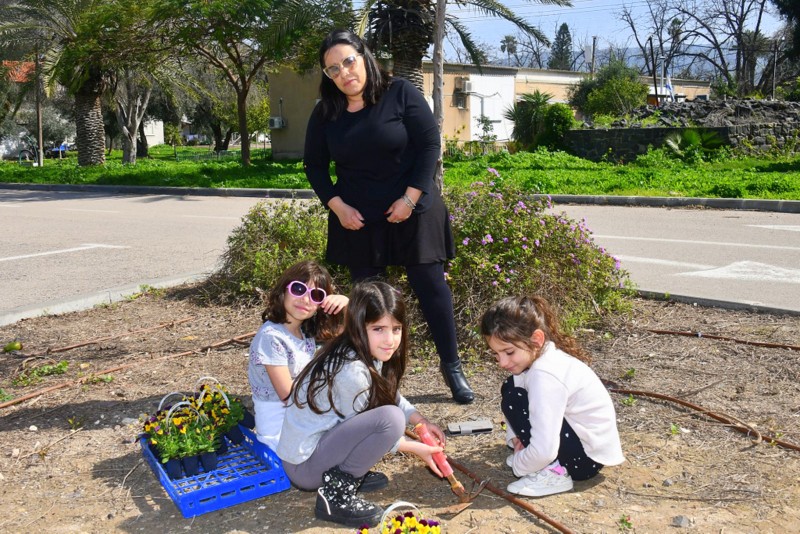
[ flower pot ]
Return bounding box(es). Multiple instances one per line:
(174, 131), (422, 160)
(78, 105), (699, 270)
(200, 451), (218, 472)
(164, 458), (183, 480)
(216, 437), (229, 455)
(225, 425), (244, 445)
(181, 455), (200, 477)
(241, 407), (256, 429)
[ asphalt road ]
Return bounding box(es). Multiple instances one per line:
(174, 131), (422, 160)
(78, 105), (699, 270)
(2, 188), (799, 327)
(552, 204), (800, 314)
(0, 189), (264, 325)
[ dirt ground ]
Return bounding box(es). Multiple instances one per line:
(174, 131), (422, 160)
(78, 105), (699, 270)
(0, 287), (798, 534)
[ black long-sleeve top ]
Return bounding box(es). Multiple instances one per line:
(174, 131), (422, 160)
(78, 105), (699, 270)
(303, 77), (441, 222)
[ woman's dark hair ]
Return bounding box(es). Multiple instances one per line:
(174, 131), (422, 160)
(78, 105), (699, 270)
(317, 28), (391, 121)
(262, 260), (342, 341)
(291, 281), (408, 417)
(479, 295), (589, 364)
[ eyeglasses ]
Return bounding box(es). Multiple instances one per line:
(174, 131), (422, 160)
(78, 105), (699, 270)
(323, 54), (362, 79)
(286, 280), (327, 304)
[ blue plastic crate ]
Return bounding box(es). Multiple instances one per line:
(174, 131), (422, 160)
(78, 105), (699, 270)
(140, 425), (291, 517)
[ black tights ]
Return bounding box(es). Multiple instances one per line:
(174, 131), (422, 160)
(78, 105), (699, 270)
(501, 376), (602, 481)
(349, 263), (458, 365)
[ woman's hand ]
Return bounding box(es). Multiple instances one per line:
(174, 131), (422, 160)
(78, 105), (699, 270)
(321, 294), (348, 315)
(328, 196), (365, 230)
(385, 199), (413, 223)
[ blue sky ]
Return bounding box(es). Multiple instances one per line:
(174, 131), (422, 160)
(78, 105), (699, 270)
(444, 0), (784, 61)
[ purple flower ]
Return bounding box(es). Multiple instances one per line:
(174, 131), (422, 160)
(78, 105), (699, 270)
(539, 219), (546, 226)
(502, 237), (508, 243)
(487, 167), (500, 177)
(462, 238), (470, 246)
(494, 264), (501, 272)
(492, 281), (498, 286)
(484, 234), (494, 243)
(522, 237), (528, 241)
(522, 245), (528, 250)
(534, 239), (540, 246)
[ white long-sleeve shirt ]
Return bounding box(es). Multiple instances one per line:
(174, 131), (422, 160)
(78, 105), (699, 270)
(507, 342), (625, 476)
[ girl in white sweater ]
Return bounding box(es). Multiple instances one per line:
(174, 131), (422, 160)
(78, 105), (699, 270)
(480, 295), (625, 497)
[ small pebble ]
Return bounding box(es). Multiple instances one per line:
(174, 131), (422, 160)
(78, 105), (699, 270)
(28, 425), (38, 432)
(11, 448), (20, 458)
(663, 478), (674, 486)
(121, 417), (138, 426)
(672, 515), (692, 528)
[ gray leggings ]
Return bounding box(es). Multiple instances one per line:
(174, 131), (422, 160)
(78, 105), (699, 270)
(282, 405), (406, 490)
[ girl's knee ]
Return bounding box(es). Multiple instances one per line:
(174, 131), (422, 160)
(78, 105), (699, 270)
(373, 405), (406, 435)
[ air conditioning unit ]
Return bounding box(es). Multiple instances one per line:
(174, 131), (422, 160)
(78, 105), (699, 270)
(268, 117), (286, 129)
(461, 80), (473, 94)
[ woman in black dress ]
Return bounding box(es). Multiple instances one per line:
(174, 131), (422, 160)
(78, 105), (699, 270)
(303, 28), (474, 404)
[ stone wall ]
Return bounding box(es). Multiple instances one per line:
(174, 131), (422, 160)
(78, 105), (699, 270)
(563, 99), (800, 162)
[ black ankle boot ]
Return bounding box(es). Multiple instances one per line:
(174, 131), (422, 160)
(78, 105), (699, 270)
(441, 360), (475, 404)
(315, 466), (383, 527)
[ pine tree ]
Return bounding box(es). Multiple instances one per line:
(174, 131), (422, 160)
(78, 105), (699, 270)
(548, 23), (573, 71)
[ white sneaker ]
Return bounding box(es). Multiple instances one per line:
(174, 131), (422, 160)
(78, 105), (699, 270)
(506, 468), (573, 497)
(506, 454), (514, 468)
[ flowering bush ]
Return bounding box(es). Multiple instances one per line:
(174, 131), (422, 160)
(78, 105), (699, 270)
(443, 169), (632, 344)
(356, 511), (441, 534)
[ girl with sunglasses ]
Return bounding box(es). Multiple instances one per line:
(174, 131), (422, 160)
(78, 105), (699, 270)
(304, 29), (474, 405)
(277, 281), (446, 528)
(248, 260), (348, 449)
(480, 295), (625, 497)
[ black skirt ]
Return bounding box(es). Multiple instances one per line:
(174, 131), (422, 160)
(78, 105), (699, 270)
(325, 193), (455, 268)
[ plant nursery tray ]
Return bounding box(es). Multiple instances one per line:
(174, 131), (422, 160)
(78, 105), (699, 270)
(140, 426), (290, 517)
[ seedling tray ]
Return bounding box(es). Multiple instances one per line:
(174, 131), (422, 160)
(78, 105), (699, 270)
(140, 426), (290, 517)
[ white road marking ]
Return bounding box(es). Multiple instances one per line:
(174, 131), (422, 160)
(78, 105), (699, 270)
(0, 203), (21, 208)
(748, 225), (800, 233)
(0, 243), (130, 263)
(594, 235), (800, 252)
(678, 261), (800, 284)
(62, 208), (120, 214)
(615, 255), (715, 270)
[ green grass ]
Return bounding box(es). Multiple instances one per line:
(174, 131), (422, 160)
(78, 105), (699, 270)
(2, 145), (799, 200)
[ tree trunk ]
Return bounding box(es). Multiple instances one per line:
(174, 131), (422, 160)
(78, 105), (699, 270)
(115, 78), (152, 165)
(237, 90), (250, 165)
(137, 120), (149, 158)
(392, 57), (424, 92)
(75, 90), (106, 166)
(432, 0), (446, 192)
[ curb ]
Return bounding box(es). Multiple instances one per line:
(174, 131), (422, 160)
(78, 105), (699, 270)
(2, 182), (799, 213)
(0, 272), (207, 328)
(636, 290), (800, 317)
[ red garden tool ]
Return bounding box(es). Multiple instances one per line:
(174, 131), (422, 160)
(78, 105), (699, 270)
(411, 423), (488, 512)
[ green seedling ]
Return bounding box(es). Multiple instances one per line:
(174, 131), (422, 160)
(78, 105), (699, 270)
(621, 368), (636, 380)
(670, 423), (681, 436)
(68, 416), (84, 430)
(0, 388), (13, 402)
(618, 514), (633, 531)
(86, 374), (114, 384)
(621, 394), (637, 407)
(12, 360), (69, 386)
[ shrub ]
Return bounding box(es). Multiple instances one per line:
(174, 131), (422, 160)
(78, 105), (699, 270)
(204, 174), (633, 357)
(202, 199), (347, 303)
(541, 103), (576, 149)
(444, 172), (632, 345)
(503, 90), (553, 149)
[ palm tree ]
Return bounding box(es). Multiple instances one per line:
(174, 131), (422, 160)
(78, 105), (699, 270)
(358, 0), (570, 91)
(1, 0), (113, 166)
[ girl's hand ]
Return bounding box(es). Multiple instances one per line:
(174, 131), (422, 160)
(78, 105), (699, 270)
(384, 198), (413, 224)
(321, 294), (348, 315)
(398, 438), (444, 478)
(511, 437), (524, 452)
(328, 196), (365, 230)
